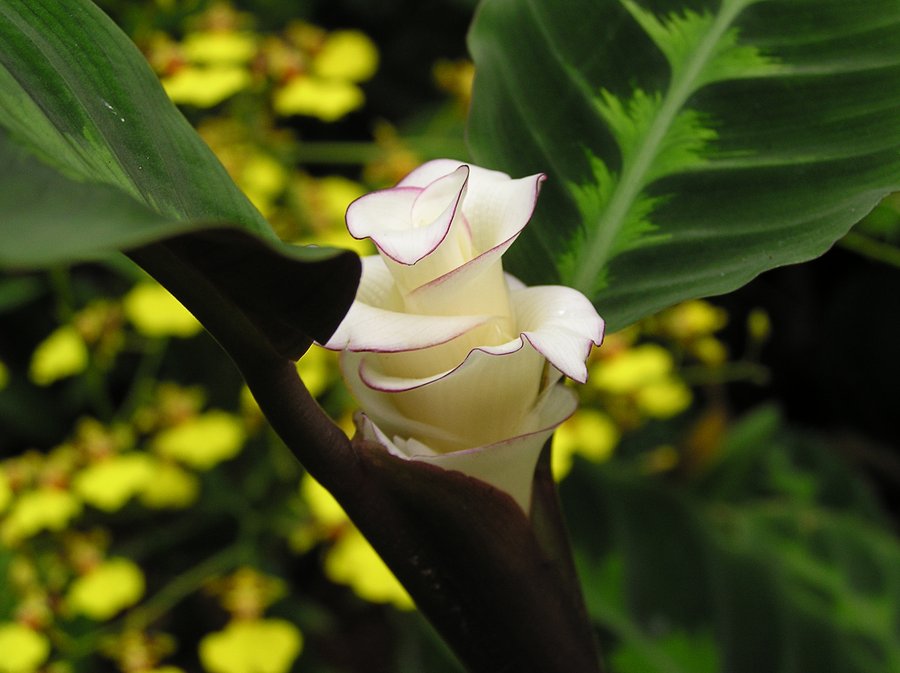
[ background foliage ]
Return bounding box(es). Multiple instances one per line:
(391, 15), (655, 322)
(1, 1), (899, 672)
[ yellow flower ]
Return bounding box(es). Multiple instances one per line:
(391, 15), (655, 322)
(635, 379), (692, 418)
(591, 344), (673, 394)
(183, 31), (257, 65)
(551, 409), (619, 480)
(199, 619), (303, 673)
(72, 453), (155, 512)
(138, 462), (200, 509)
(295, 347), (337, 399)
(29, 325), (88, 385)
(162, 66), (251, 108)
(0, 469), (11, 514)
(153, 411), (246, 470)
(66, 558), (145, 620)
(300, 473), (347, 530)
(274, 78), (364, 122)
(0, 623), (50, 673)
(240, 153), (287, 217)
(299, 475), (412, 609)
(0, 360), (8, 390)
(325, 528), (414, 610)
(1, 488), (82, 544)
(123, 282), (203, 338)
(312, 30), (378, 82)
(658, 300), (727, 340)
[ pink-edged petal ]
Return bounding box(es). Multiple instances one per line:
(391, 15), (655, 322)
(357, 384), (578, 512)
(462, 172), (545, 253)
(353, 344), (548, 452)
(511, 286), (605, 383)
(323, 301), (491, 352)
(323, 256), (492, 353)
(347, 167), (468, 266)
(396, 159), (485, 188)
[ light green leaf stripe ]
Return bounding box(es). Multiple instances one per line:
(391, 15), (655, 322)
(468, 0), (900, 330)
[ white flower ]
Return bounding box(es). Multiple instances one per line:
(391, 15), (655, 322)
(325, 160), (603, 511)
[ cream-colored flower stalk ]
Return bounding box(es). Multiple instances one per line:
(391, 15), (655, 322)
(325, 160), (603, 511)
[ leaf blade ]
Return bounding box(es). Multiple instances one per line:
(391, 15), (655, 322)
(468, 0), (900, 329)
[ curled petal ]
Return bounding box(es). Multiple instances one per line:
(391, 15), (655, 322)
(347, 166), (469, 266)
(349, 344), (548, 453)
(357, 384), (578, 512)
(323, 257), (493, 355)
(512, 286), (605, 383)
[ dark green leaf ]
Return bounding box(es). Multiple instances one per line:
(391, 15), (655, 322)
(564, 409), (900, 673)
(468, 0), (900, 330)
(0, 0), (359, 352)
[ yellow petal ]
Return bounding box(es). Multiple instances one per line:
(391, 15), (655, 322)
(162, 66), (250, 108)
(153, 411), (246, 470)
(72, 453), (155, 512)
(324, 528), (413, 610)
(67, 558), (145, 620)
(183, 31), (257, 65)
(273, 78), (364, 121)
(29, 325), (88, 385)
(0, 623), (50, 673)
(312, 30), (378, 82)
(123, 282), (202, 338)
(199, 619), (303, 673)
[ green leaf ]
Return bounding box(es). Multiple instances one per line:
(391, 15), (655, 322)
(0, 0), (359, 353)
(564, 409), (900, 673)
(468, 0), (900, 330)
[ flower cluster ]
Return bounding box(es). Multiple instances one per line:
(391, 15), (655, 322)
(326, 160), (604, 510)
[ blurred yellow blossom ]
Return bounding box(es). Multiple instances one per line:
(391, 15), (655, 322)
(153, 411), (246, 470)
(634, 378), (692, 418)
(552, 409), (619, 480)
(312, 30), (378, 82)
(240, 153), (288, 216)
(162, 66), (251, 108)
(0, 623), (50, 673)
(591, 343), (692, 419)
(300, 473), (347, 530)
(299, 476), (412, 609)
(274, 77), (364, 121)
(2, 488), (82, 544)
(591, 343), (673, 394)
(658, 300), (727, 340)
(691, 335), (728, 366)
(29, 325), (88, 385)
(207, 568), (286, 620)
(0, 470), (11, 514)
(72, 453), (155, 512)
(748, 307), (771, 343)
(0, 360), (8, 390)
(199, 619), (302, 673)
(138, 462), (200, 509)
(325, 528), (414, 610)
(183, 31), (257, 64)
(308, 175), (367, 228)
(295, 347), (337, 398)
(123, 282), (203, 338)
(67, 557), (145, 620)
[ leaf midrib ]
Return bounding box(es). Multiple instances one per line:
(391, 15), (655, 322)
(570, 0), (749, 295)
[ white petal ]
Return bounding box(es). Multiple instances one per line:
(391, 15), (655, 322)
(396, 159), (493, 188)
(353, 343), (548, 452)
(512, 286), (605, 383)
(357, 384), (578, 512)
(462, 171), (545, 254)
(347, 167), (469, 268)
(323, 256), (491, 353)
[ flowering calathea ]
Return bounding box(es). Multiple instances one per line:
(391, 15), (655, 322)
(324, 160), (603, 511)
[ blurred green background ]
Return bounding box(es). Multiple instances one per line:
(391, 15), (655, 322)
(1, 1), (899, 672)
